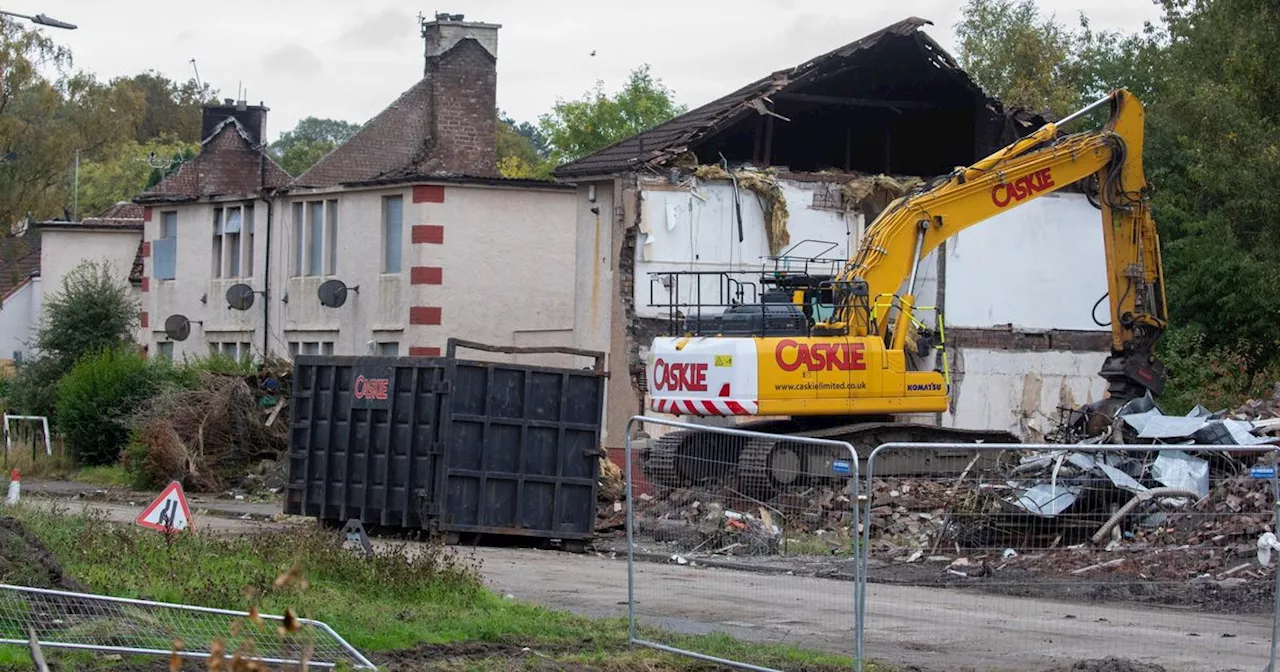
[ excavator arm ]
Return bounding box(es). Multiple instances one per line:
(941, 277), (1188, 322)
(828, 89), (1168, 401)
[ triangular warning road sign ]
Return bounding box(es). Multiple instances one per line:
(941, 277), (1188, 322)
(135, 481), (194, 533)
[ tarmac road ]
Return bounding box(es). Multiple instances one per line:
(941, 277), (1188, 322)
(21, 494), (1274, 672)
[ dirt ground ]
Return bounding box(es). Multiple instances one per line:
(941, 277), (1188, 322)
(15, 495), (1275, 672)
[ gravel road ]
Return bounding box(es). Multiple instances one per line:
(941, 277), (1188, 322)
(21, 492), (1273, 672)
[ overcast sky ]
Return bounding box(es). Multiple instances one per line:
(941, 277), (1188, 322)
(36, 0), (1163, 142)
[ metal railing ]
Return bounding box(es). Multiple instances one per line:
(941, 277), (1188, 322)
(0, 583), (375, 669)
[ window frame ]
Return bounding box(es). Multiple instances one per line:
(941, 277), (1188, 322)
(212, 204), (254, 280)
(382, 195), (404, 274)
(292, 199), (339, 278)
(153, 211), (179, 281)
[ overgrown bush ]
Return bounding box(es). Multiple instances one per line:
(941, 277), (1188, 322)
(1158, 327), (1280, 415)
(9, 260), (141, 424)
(54, 348), (182, 466)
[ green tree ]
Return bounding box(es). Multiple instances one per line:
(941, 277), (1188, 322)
(109, 71), (216, 144)
(496, 110), (551, 179)
(0, 17), (146, 226)
(10, 260), (140, 421)
(539, 64), (687, 166)
(268, 116), (362, 176)
(74, 136), (198, 218)
(56, 347), (173, 466)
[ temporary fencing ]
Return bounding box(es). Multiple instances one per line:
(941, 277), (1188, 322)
(0, 583), (375, 668)
(623, 418), (1280, 672)
(625, 416), (862, 672)
(859, 442), (1280, 672)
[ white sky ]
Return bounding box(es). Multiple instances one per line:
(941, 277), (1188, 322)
(35, 0), (1163, 142)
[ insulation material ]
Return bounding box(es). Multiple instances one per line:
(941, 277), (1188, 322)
(693, 165), (790, 255)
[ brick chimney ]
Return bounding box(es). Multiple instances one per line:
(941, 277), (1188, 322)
(201, 99), (269, 146)
(420, 13), (499, 176)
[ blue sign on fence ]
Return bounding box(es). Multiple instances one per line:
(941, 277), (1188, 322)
(1251, 465), (1276, 479)
(832, 460), (851, 475)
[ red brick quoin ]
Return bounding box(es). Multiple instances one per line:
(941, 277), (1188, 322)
(410, 267), (443, 285)
(412, 185), (445, 203)
(409, 306), (442, 325)
(412, 225), (444, 244)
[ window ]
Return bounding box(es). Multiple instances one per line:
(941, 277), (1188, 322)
(288, 341), (333, 356)
(154, 211), (178, 280)
(383, 195), (403, 273)
(293, 199), (338, 277)
(212, 205), (254, 279)
(377, 342), (399, 356)
(156, 342), (174, 361)
(207, 342), (253, 363)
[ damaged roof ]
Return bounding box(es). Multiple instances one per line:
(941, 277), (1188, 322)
(553, 17), (1045, 179)
(136, 118), (291, 203)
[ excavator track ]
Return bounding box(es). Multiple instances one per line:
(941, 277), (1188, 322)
(641, 419), (1019, 498)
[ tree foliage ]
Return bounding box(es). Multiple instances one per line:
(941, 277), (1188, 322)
(74, 136), (198, 218)
(108, 70), (215, 144)
(496, 110), (550, 179)
(10, 260), (140, 421)
(954, 0), (1280, 402)
(56, 347), (178, 466)
(268, 116), (361, 176)
(539, 64), (687, 166)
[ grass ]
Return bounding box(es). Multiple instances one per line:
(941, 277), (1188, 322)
(0, 505), (860, 671)
(68, 465), (131, 487)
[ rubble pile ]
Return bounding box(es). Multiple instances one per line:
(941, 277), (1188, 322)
(865, 478), (958, 560)
(595, 457), (626, 533)
(635, 487), (783, 556)
(126, 358), (292, 492)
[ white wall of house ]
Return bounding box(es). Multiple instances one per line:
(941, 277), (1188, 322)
(636, 180), (859, 318)
(40, 228), (142, 303)
(0, 277), (40, 362)
(629, 177), (1112, 441)
(273, 182), (583, 366)
(143, 199), (267, 363)
(140, 182), (589, 369)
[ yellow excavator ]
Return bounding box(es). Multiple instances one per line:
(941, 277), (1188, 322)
(642, 89), (1168, 494)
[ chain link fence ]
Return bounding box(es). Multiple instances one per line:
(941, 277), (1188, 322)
(625, 416), (862, 672)
(0, 583), (375, 669)
(859, 442), (1280, 672)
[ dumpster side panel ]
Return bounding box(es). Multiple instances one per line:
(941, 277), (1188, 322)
(284, 356), (447, 528)
(438, 361), (604, 540)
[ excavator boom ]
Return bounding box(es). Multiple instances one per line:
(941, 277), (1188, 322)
(836, 89), (1167, 397)
(641, 89), (1169, 494)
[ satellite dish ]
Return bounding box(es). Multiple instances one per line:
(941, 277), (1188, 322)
(226, 283), (255, 311)
(163, 314), (191, 342)
(318, 279), (358, 308)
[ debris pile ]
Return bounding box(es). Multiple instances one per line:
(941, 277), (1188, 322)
(595, 457), (626, 533)
(126, 359), (292, 492)
(865, 478), (955, 560)
(637, 488), (783, 556)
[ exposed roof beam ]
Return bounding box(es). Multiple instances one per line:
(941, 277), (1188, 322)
(772, 92), (940, 110)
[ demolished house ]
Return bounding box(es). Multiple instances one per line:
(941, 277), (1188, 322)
(554, 17), (1115, 469)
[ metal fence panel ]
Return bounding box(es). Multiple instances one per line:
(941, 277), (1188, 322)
(625, 416), (862, 672)
(0, 583), (375, 669)
(859, 442), (1280, 672)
